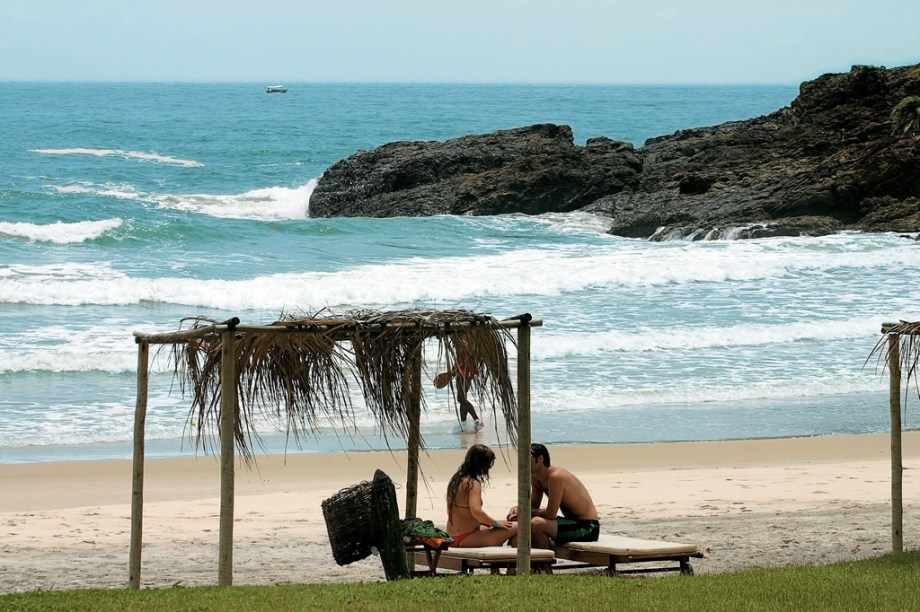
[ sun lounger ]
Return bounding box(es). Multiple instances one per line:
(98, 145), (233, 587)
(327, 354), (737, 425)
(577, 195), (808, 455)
(554, 534), (704, 575)
(413, 545), (556, 575)
(324, 471), (701, 579)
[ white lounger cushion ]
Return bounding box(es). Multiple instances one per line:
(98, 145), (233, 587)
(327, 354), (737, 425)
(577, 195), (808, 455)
(440, 546), (555, 561)
(560, 534), (699, 556)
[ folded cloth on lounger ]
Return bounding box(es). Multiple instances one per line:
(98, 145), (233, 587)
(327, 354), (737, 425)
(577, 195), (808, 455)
(402, 518), (453, 549)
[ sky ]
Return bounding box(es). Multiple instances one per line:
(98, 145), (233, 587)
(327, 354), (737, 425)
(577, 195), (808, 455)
(1, 0), (918, 84)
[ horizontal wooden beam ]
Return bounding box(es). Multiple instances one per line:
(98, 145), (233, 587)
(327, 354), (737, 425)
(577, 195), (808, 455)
(881, 322), (920, 334)
(134, 315), (542, 345)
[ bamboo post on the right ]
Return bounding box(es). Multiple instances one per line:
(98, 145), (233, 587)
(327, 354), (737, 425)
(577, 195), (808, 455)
(516, 316), (532, 575)
(888, 333), (903, 553)
(128, 337), (149, 589)
(218, 327), (238, 585)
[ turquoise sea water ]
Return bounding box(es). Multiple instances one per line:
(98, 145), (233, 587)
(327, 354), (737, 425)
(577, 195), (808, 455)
(2, 81), (917, 464)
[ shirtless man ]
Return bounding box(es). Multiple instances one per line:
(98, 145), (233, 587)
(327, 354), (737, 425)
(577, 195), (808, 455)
(507, 443), (599, 549)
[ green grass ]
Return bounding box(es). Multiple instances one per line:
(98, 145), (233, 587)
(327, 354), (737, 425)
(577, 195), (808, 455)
(2, 552), (919, 612)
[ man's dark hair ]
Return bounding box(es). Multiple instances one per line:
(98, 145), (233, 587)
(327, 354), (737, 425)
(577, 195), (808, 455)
(531, 443), (550, 467)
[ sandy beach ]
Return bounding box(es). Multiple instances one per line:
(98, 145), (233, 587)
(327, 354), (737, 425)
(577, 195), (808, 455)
(1, 432), (918, 593)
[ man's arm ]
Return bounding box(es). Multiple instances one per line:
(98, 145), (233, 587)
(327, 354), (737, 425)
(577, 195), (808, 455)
(530, 481), (544, 513)
(508, 481), (546, 520)
(533, 472), (566, 519)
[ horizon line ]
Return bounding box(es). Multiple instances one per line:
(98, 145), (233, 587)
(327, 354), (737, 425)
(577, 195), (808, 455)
(0, 79), (802, 87)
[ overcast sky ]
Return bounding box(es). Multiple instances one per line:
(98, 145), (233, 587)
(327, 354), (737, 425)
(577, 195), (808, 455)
(2, 0), (917, 84)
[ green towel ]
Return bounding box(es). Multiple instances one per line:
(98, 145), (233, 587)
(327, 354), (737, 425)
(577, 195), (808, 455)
(402, 518), (453, 542)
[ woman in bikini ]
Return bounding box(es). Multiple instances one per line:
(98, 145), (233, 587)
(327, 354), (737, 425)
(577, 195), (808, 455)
(446, 444), (518, 547)
(434, 333), (483, 431)
(453, 336), (483, 431)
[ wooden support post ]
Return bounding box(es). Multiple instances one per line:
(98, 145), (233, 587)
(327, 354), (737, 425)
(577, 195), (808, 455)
(218, 327), (237, 585)
(405, 340), (421, 521)
(516, 318), (532, 574)
(404, 341), (422, 571)
(889, 333), (903, 553)
(405, 415), (420, 523)
(128, 339), (149, 589)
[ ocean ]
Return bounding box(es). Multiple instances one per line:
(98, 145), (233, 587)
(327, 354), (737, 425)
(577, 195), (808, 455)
(2, 81), (917, 464)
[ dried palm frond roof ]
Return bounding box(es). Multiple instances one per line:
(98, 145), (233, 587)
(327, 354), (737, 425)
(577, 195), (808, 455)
(869, 321), (920, 403)
(146, 309), (525, 461)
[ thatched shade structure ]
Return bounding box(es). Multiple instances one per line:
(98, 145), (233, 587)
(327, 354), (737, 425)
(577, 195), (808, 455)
(129, 309), (541, 588)
(869, 321), (920, 553)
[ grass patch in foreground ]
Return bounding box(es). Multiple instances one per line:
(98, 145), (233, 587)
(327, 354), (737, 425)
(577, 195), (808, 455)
(2, 552), (919, 612)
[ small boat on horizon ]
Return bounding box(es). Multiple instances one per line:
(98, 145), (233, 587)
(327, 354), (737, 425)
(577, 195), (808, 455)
(266, 84), (288, 94)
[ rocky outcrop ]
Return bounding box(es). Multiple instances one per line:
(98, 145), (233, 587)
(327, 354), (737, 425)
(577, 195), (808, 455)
(308, 124), (641, 217)
(309, 64), (920, 239)
(588, 64), (920, 240)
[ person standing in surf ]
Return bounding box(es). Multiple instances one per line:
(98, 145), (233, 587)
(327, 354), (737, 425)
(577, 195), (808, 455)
(435, 333), (483, 432)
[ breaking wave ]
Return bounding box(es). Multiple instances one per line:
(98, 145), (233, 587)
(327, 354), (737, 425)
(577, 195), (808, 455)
(0, 218), (123, 243)
(31, 148), (203, 168)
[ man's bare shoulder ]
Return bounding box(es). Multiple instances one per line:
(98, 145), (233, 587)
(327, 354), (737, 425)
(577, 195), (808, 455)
(548, 466), (578, 482)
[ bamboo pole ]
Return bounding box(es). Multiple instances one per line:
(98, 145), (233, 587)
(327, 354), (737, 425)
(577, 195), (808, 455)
(405, 411), (420, 518)
(128, 338), (149, 589)
(404, 341), (422, 571)
(889, 333), (903, 553)
(516, 315), (533, 574)
(134, 317), (543, 345)
(218, 327), (237, 585)
(227, 319), (544, 334)
(405, 340), (422, 521)
(132, 318), (238, 344)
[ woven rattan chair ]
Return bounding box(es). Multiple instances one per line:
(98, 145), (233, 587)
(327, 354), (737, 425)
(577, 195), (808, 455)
(322, 469), (409, 580)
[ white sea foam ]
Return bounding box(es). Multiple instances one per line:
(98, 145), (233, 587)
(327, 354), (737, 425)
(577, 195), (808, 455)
(31, 148), (203, 168)
(152, 180), (315, 220)
(0, 392), (191, 448)
(0, 261), (126, 283)
(53, 182), (141, 200)
(50, 180), (314, 220)
(3, 235), (920, 310)
(0, 348), (136, 374)
(0, 218), (122, 243)
(0, 370), (887, 450)
(530, 211), (615, 235)
(0, 322), (175, 374)
(530, 374), (886, 413)
(534, 317), (884, 358)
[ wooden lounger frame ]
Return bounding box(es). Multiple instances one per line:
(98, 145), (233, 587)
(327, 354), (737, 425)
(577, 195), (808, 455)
(553, 535), (704, 576)
(412, 534), (704, 577)
(413, 546), (556, 576)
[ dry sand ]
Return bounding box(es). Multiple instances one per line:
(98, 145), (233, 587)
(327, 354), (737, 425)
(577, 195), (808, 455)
(1, 432), (918, 592)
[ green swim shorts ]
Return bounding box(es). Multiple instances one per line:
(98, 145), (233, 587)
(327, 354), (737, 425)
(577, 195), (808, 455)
(554, 518), (600, 545)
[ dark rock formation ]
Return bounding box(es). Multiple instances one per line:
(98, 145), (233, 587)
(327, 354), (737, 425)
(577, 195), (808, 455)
(309, 64), (920, 240)
(589, 64), (920, 240)
(309, 124), (641, 217)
